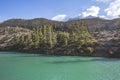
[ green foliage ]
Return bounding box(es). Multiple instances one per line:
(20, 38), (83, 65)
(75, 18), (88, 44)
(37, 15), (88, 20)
(69, 21), (92, 49)
(86, 47), (94, 53)
(57, 31), (69, 46)
(1, 22), (94, 54)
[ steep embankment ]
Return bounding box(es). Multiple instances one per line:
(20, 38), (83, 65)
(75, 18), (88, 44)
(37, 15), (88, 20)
(0, 18), (120, 57)
(92, 30), (120, 57)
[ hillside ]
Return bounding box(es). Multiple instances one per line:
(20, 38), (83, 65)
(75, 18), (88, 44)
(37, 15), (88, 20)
(0, 18), (120, 57)
(0, 18), (120, 31)
(0, 27), (32, 50)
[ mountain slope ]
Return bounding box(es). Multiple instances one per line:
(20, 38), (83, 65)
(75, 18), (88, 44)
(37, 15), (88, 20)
(0, 18), (120, 32)
(0, 18), (120, 57)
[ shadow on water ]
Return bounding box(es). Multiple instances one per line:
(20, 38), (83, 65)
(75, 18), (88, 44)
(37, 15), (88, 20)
(46, 59), (91, 64)
(1, 52), (120, 64)
(46, 58), (120, 64)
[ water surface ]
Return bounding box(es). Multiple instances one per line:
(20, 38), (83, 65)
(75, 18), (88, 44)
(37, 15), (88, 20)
(0, 52), (120, 80)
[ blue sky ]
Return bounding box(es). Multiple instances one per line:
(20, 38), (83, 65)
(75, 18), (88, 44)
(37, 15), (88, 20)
(0, 0), (120, 21)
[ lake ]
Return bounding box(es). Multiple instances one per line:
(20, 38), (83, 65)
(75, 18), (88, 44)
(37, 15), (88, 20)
(0, 52), (120, 80)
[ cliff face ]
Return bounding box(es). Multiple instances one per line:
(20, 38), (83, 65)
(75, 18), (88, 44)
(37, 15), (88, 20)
(92, 30), (120, 57)
(0, 18), (120, 57)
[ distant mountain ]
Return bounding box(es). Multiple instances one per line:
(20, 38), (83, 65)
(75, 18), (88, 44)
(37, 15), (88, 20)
(0, 18), (120, 32)
(68, 15), (97, 21)
(0, 18), (61, 28)
(67, 18), (120, 31)
(85, 15), (97, 19)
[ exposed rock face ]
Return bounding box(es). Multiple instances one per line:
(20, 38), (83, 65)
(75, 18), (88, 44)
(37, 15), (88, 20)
(92, 30), (120, 57)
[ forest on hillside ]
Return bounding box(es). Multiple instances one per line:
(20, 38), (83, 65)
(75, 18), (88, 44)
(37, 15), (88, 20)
(0, 18), (120, 57)
(0, 21), (94, 55)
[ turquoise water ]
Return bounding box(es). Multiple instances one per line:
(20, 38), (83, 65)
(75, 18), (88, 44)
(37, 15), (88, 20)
(0, 52), (120, 80)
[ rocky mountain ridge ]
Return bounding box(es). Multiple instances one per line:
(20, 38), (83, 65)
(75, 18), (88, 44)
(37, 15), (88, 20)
(0, 18), (120, 31)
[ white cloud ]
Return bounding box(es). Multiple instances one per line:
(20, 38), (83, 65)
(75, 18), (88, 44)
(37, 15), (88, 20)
(51, 14), (67, 21)
(99, 15), (109, 19)
(105, 0), (120, 19)
(79, 6), (100, 18)
(93, 0), (109, 3)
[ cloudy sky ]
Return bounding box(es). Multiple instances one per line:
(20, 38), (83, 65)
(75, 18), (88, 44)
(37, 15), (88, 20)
(0, 0), (120, 21)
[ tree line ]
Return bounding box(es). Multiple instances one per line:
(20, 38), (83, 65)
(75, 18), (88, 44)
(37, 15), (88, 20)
(1, 21), (94, 55)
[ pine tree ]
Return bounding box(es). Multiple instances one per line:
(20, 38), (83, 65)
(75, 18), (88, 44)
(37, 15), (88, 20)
(47, 26), (53, 48)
